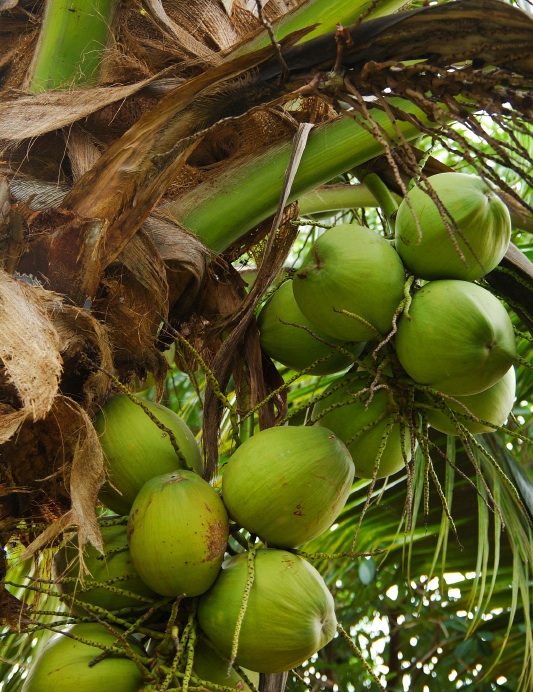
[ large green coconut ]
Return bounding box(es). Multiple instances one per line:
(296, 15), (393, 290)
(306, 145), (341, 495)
(395, 173), (511, 281)
(94, 394), (203, 515)
(425, 366), (516, 435)
(21, 623), (145, 692)
(53, 523), (157, 614)
(127, 470), (229, 597)
(197, 549), (337, 673)
(293, 224), (406, 342)
(257, 280), (365, 375)
(395, 280), (516, 396)
(312, 371), (414, 479)
(193, 637), (260, 690)
(221, 426), (354, 548)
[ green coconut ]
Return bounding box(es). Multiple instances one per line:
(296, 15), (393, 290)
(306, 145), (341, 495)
(197, 549), (337, 673)
(395, 173), (511, 281)
(221, 426), (354, 548)
(95, 394), (203, 515)
(127, 470), (229, 597)
(193, 636), (260, 690)
(293, 224), (406, 342)
(395, 280), (516, 396)
(53, 523), (157, 614)
(257, 280), (365, 375)
(312, 371), (413, 479)
(425, 366), (516, 435)
(21, 623), (145, 692)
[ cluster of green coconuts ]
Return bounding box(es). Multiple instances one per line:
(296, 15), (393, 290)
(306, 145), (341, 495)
(259, 172), (517, 477)
(23, 173), (518, 691)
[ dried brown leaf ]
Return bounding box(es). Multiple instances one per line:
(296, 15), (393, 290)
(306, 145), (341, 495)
(0, 78), (157, 144)
(0, 271), (62, 429)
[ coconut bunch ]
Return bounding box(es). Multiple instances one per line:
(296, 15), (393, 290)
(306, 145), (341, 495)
(38, 392), (359, 689)
(256, 172), (517, 481)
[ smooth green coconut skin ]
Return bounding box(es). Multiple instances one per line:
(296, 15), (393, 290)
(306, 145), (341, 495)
(395, 173), (511, 281)
(425, 366), (516, 435)
(53, 523), (157, 613)
(258, 279), (365, 375)
(395, 280), (516, 396)
(95, 394), (203, 515)
(197, 549), (337, 673)
(21, 623), (145, 692)
(193, 637), (260, 690)
(127, 470), (229, 597)
(221, 426), (354, 548)
(293, 224), (406, 342)
(312, 371), (413, 479)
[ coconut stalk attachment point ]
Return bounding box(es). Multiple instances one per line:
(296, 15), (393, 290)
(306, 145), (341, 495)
(395, 173), (511, 281)
(257, 279), (365, 375)
(312, 371), (414, 479)
(94, 394), (203, 515)
(197, 549), (337, 673)
(127, 470), (229, 597)
(292, 224), (406, 342)
(221, 425), (354, 548)
(21, 623), (146, 692)
(394, 280), (516, 396)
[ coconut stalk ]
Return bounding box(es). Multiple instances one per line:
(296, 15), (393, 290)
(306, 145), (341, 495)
(164, 103), (428, 253)
(26, 0), (117, 93)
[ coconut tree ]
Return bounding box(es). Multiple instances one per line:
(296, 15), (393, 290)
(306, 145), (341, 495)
(0, 0), (533, 690)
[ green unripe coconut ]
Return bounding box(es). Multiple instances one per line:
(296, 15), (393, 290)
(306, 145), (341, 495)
(95, 394), (203, 515)
(395, 173), (511, 281)
(312, 371), (413, 479)
(197, 549), (337, 673)
(293, 224), (406, 341)
(258, 280), (365, 375)
(21, 623), (145, 692)
(193, 637), (260, 690)
(395, 280), (516, 396)
(53, 523), (157, 613)
(127, 470), (229, 597)
(222, 426), (354, 548)
(425, 366), (516, 435)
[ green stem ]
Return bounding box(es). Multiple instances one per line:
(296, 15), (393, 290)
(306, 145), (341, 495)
(229, 0), (408, 56)
(166, 101), (432, 253)
(360, 172), (400, 233)
(298, 183), (380, 215)
(28, 0), (116, 93)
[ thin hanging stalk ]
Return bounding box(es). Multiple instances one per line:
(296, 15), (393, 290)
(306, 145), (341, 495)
(27, 0), (117, 93)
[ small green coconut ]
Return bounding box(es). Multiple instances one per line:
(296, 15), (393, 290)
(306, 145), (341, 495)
(21, 623), (145, 692)
(395, 173), (511, 281)
(127, 470), (229, 597)
(53, 523), (157, 614)
(293, 224), (406, 342)
(221, 426), (354, 548)
(95, 394), (203, 515)
(258, 280), (365, 375)
(395, 280), (516, 396)
(425, 366), (516, 435)
(197, 549), (337, 673)
(312, 371), (414, 479)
